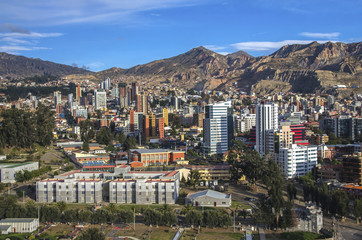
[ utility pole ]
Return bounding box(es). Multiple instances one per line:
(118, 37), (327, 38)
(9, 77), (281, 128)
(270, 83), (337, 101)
(23, 191), (25, 203)
(233, 209), (236, 232)
(133, 208), (136, 230)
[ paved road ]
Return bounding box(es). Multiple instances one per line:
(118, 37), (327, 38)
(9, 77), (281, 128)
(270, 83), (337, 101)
(339, 224), (362, 240)
(324, 217), (362, 240)
(259, 228), (266, 240)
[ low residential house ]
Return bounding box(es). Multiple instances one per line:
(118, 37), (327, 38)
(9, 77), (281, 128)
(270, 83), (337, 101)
(0, 218), (39, 233)
(185, 190), (231, 207)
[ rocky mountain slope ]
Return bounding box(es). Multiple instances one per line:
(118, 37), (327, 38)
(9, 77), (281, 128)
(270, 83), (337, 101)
(0, 52), (92, 77)
(96, 41), (362, 95)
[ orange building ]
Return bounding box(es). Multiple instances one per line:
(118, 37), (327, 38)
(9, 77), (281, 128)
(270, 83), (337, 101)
(76, 84), (82, 102)
(129, 149), (185, 166)
(130, 110), (135, 132)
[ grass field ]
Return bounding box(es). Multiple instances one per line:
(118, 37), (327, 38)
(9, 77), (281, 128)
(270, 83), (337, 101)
(264, 231), (322, 240)
(182, 228), (246, 240)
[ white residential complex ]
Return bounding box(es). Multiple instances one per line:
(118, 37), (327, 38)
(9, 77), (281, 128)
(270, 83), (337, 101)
(256, 103), (278, 155)
(109, 178), (179, 204)
(36, 169), (180, 204)
(203, 101), (232, 155)
(278, 144), (318, 179)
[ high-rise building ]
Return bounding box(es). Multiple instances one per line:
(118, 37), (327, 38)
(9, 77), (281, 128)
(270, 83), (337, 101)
(163, 108), (169, 126)
(319, 116), (362, 141)
(53, 91), (61, 108)
(94, 89), (107, 110)
(67, 93), (73, 107)
(171, 96), (181, 111)
(100, 78), (111, 90)
(256, 103), (278, 155)
(193, 113), (205, 128)
(143, 115), (150, 141)
(157, 118), (165, 139)
(278, 144), (317, 179)
(203, 101), (232, 155)
(131, 82), (139, 101)
(129, 110), (144, 133)
(342, 153), (362, 185)
(136, 93), (147, 114)
(76, 84), (82, 102)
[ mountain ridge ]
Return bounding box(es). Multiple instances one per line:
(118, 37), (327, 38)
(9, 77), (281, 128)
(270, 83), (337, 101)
(95, 41), (362, 94)
(1, 41), (361, 95)
(0, 52), (92, 77)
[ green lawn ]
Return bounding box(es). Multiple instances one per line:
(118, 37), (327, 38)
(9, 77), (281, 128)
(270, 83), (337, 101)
(280, 231), (321, 240)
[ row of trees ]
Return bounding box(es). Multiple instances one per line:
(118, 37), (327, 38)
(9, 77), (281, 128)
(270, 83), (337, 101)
(15, 166), (52, 182)
(0, 196), (134, 225)
(185, 209), (232, 228)
(0, 104), (54, 149)
(143, 205), (177, 226)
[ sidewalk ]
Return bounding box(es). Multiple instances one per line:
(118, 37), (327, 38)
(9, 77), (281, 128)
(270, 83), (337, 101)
(259, 228), (266, 240)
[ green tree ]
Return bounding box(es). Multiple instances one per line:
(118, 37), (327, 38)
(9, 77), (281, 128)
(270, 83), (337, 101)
(353, 198), (362, 224)
(96, 127), (113, 145)
(228, 141), (266, 187)
(185, 210), (202, 226)
(80, 120), (95, 142)
(56, 201), (67, 213)
(263, 160), (285, 228)
(188, 170), (201, 188)
(330, 191), (349, 217)
(123, 137), (137, 151)
(78, 227), (105, 240)
(118, 131), (126, 144)
(287, 183), (297, 202)
(118, 209), (134, 224)
(63, 209), (75, 223)
(34, 104), (55, 146)
(78, 210), (92, 223)
(82, 141), (90, 152)
(143, 209), (162, 226)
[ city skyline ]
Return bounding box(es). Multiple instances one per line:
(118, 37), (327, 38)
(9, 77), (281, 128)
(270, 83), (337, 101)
(0, 0), (361, 71)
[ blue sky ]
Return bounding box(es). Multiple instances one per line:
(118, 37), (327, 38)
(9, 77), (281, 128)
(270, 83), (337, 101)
(0, 0), (361, 71)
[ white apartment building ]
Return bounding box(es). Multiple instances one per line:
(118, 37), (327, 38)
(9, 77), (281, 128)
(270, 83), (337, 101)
(109, 178), (179, 204)
(203, 101), (232, 155)
(278, 144), (318, 179)
(36, 169), (180, 204)
(94, 89), (107, 110)
(36, 179), (103, 203)
(256, 103), (278, 155)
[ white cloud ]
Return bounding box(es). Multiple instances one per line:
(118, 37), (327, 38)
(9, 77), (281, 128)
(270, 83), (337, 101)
(0, 25), (62, 54)
(0, 0), (205, 25)
(216, 51), (231, 55)
(86, 62), (106, 71)
(203, 45), (227, 51)
(231, 40), (326, 51)
(0, 32), (63, 39)
(300, 32), (340, 39)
